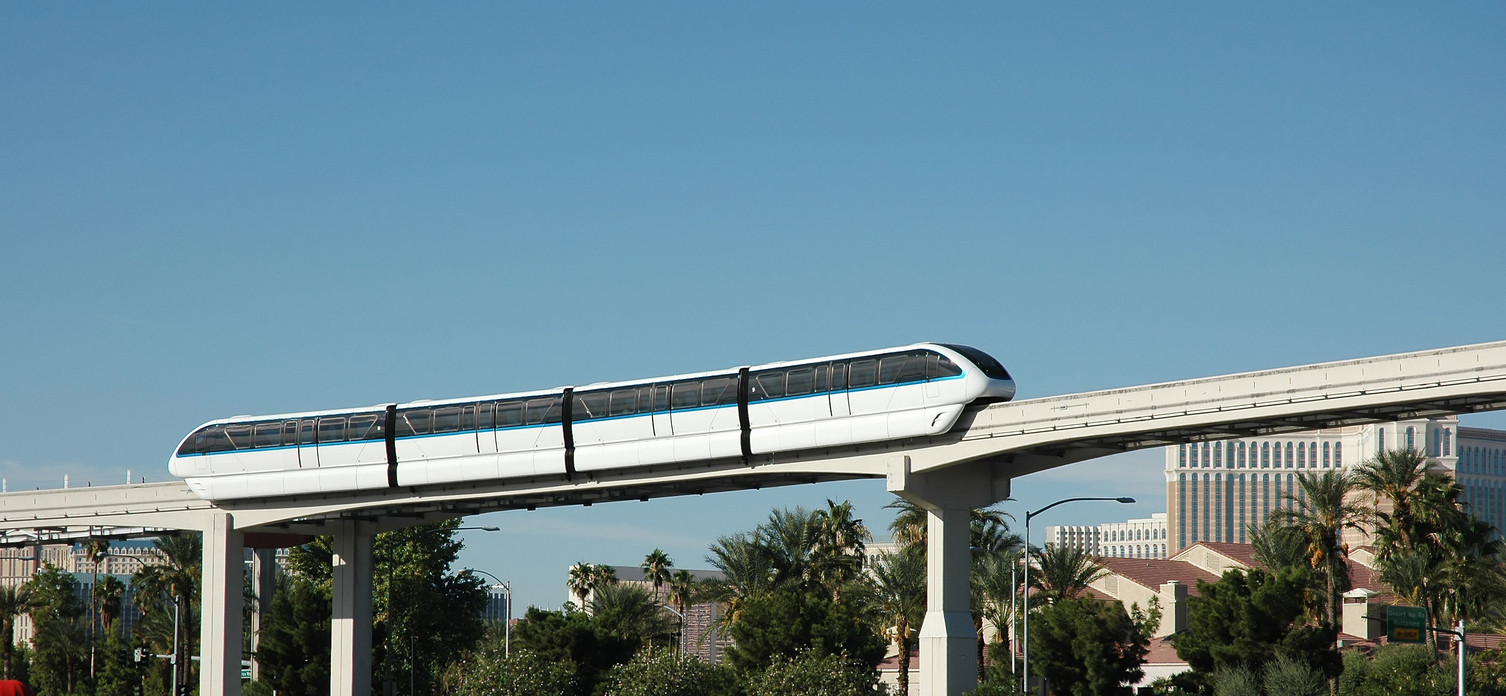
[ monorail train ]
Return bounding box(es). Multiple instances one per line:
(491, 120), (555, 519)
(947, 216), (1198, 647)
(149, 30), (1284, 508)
(169, 343), (1015, 500)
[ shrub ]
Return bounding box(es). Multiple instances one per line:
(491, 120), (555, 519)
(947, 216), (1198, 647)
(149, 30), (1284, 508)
(1262, 653), (1324, 696)
(745, 650), (878, 696)
(447, 649), (578, 696)
(1211, 664), (1259, 696)
(600, 652), (736, 696)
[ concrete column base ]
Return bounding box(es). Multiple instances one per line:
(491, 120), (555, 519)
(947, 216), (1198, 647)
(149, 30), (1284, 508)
(201, 512), (245, 696)
(331, 521), (375, 696)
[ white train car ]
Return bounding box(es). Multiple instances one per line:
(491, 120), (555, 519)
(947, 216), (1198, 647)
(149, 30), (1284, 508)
(168, 343), (1015, 500)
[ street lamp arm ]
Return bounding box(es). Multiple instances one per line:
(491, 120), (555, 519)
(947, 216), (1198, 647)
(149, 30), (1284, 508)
(1026, 497), (1135, 522)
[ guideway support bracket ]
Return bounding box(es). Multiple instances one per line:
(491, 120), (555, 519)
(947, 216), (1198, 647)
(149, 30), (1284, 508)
(887, 455), (1013, 696)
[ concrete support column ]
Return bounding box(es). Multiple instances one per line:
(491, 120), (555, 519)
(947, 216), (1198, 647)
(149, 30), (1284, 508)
(330, 521), (375, 696)
(919, 505), (978, 696)
(887, 455), (1015, 696)
(200, 512), (245, 696)
(250, 548), (277, 680)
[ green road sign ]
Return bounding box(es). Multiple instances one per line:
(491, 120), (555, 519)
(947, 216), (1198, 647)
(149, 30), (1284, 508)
(1388, 605), (1427, 644)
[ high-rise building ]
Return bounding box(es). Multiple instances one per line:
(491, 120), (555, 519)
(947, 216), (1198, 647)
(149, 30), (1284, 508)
(1165, 416), (1506, 555)
(1044, 513), (1167, 559)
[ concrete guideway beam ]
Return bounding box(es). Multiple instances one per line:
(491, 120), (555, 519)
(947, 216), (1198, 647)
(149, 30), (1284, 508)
(330, 521), (375, 696)
(888, 456), (1013, 696)
(200, 512), (244, 696)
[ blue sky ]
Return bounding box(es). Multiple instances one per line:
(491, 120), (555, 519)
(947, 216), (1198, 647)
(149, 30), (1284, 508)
(2, 3), (1504, 611)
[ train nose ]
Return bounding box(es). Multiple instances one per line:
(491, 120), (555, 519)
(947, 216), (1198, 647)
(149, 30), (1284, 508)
(983, 380), (1017, 401)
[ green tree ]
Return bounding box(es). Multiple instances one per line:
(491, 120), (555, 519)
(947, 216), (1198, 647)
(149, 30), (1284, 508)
(642, 549), (673, 601)
(667, 570), (696, 653)
(1030, 543), (1105, 604)
(1271, 470), (1367, 633)
(1171, 568), (1339, 691)
(92, 578), (124, 632)
(1248, 519), (1309, 572)
(1029, 596), (1151, 696)
(590, 583), (678, 651)
(723, 588), (885, 676)
(132, 533), (202, 694)
(869, 545), (925, 696)
(27, 565), (89, 696)
(744, 650), (879, 696)
(94, 622), (138, 696)
(511, 607), (636, 695)
(703, 531), (775, 630)
(812, 500), (871, 598)
(568, 562), (594, 607)
(600, 651), (736, 696)
(1263, 652), (1325, 696)
(0, 584), (34, 679)
(252, 573), (330, 696)
(446, 646), (579, 696)
(1211, 664), (1259, 696)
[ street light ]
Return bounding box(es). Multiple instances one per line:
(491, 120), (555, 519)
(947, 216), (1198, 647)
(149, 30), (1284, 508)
(1022, 496), (1134, 696)
(386, 525), (499, 696)
(461, 568), (513, 656)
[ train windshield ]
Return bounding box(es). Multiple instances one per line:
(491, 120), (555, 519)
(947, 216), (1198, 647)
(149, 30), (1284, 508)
(938, 344), (1012, 380)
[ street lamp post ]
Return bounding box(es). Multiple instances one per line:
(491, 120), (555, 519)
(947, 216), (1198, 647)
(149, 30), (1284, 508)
(386, 525), (499, 696)
(462, 568), (513, 656)
(1022, 496), (1134, 696)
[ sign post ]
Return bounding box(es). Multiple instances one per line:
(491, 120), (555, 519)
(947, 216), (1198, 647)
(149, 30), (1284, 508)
(1387, 605), (1427, 644)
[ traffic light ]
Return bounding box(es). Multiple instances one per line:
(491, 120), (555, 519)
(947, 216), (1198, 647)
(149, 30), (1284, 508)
(133, 648), (144, 664)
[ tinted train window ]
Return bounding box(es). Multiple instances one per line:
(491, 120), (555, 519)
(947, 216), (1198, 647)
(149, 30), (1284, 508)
(938, 344), (1011, 380)
(786, 368), (814, 396)
(814, 365), (829, 392)
(205, 426), (233, 453)
(300, 420), (317, 445)
(433, 408), (460, 433)
(525, 397), (562, 425)
(223, 425), (252, 450)
(752, 371), (785, 400)
(653, 385), (670, 412)
(849, 360), (878, 388)
(319, 417), (347, 443)
(610, 389), (638, 416)
(398, 410), (431, 437)
(929, 353), (963, 379)
(253, 422), (283, 448)
(460, 406), (476, 431)
(349, 414), (381, 440)
(672, 382), (700, 410)
(831, 363), (846, 390)
(475, 403), (494, 430)
(497, 401), (524, 428)
(282, 421), (299, 446)
(575, 392), (609, 420)
(701, 377), (737, 406)
(638, 386), (655, 413)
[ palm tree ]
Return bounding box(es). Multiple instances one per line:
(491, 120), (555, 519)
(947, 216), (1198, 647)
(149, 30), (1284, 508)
(591, 564), (619, 594)
(94, 576), (126, 629)
(870, 545), (926, 696)
(974, 550), (1023, 675)
(1272, 470), (1368, 636)
(641, 549), (673, 602)
(589, 583), (678, 649)
(133, 533), (202, 691)
(703, 531), (775, 631)
(567, 562), (594, 608)
(85, 538), (109, 676)
(1354, 447), (1430, 561)
(1030, 543), (1105, 603)
(0, 584), (33, 678)
(762, 506), (822, 589)
(813, 500), (872, 598)
(667, 570), (696, 654)
(1248, 519), (1309, 572)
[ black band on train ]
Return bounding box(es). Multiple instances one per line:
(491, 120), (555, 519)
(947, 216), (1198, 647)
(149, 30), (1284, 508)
(737, 367), (752, 463)
(384, 405), (399, 488)
(561, 388), (576, 480)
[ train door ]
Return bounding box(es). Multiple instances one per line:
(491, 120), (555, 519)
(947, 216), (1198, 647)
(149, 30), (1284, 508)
(924, 354), (942, 400)
(650, 385), (672, 436)
(298, 419), (318, 467)
(828, 363), (850, 416)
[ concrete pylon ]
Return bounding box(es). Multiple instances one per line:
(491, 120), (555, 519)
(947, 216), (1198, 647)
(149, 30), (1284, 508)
(330, 521), (375, 696)
(201, 512), (245, 696)
(887, 455), (1012, 696)
(250, 548), (277, 680)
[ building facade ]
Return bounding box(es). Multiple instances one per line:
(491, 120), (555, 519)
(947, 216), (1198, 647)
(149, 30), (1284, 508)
(1043, 513), (1168, 559)
(1164, 417), (1506, 555)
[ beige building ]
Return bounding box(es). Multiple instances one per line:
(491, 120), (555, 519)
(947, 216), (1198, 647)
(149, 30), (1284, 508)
(1044, 513), (1169, 560)
(1164, 417), (1506, 555)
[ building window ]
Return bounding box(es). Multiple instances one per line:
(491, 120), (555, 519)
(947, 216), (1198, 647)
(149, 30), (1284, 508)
(1444, 429), (1452, 456)
(1180, 444), (1186, 467)
(1203, 474), (1212, 544)
(1298, 444), (1306, 468)
(1378, 427), (1385, 453)
(1310, 443), (1317, 468)
(1335, 443), (1342, 468)
(1203, 443), (1211, 467)
(1179, 474), (1187, 549)
(1407, 426), (1415, 451)
(1286, 442), (1295, 468)
(1214, 444), (1223, 468)
(1262, 442), (1271, 468)
(1239, 442), (1247, 468)
(1323, 442), (1331, 468)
